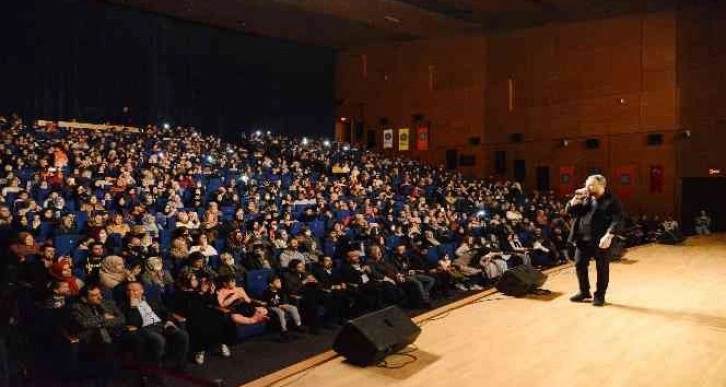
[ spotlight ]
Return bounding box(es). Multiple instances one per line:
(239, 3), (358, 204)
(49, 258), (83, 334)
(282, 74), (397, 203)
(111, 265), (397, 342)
(255, 130), (262, 136)
(343, 145), (350, 151)
(163, 123), (170, 129)
(240, 174), (249, 183)
(302, 137), (308, 145)
(266, 131), (271, 135)
(323, 140), (331, 147)
(477, 210), (487, 217)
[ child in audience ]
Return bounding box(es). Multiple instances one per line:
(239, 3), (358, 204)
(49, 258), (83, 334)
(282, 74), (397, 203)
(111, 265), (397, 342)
(261, 275), (303, 340)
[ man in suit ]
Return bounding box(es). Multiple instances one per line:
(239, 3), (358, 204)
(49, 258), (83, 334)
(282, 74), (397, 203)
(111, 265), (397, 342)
(121, 281), (189, 372)
(566, 174), (623, 307)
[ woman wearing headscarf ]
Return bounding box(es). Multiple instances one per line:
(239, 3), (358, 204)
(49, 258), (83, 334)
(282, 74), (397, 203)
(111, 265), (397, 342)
(48, 258), (85, 296)
(140, 256), (173, 289)
(99, 255), (136, 290)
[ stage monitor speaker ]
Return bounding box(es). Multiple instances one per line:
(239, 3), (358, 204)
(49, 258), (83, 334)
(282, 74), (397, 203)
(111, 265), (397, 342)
(495, 265), (548, 297)
(333, 306), (421, 366)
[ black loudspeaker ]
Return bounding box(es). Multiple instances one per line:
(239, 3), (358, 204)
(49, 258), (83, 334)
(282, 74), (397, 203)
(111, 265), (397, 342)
(468, 137), (481, 146)
(495, 265), (548, 297)
(585, 138), (600, 149)
(510, 133), (523, 143)
(333, 306), (421, 366)
(647, 133), (663, 146)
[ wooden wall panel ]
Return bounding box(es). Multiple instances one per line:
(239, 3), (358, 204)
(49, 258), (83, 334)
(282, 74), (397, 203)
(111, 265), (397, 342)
(336, 10), (680, 216)
(677, 2), (726, 179)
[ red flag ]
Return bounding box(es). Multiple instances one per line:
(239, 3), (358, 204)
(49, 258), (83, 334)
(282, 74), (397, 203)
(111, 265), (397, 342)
(416, 126), (429, 151)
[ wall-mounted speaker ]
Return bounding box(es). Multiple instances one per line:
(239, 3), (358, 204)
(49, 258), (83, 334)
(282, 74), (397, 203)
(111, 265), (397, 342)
(468, 137), (481, 146)
(647, 133), (663, 146)
(510, 133), (523, 143)
(585, 138), (600, 149)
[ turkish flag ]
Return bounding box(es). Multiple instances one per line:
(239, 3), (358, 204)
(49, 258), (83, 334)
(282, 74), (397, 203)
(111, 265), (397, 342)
(416, 126), (429, 151)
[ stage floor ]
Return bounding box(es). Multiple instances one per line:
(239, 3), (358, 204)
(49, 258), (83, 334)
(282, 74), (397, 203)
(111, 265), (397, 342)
(262, 234), (726, 387)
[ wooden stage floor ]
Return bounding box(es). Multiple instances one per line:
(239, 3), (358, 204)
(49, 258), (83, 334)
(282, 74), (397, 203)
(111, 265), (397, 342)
(255, 234), (726, 387)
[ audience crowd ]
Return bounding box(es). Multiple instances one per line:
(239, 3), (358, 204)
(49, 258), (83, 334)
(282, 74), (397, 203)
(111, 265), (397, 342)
(0, 114), (677, 384)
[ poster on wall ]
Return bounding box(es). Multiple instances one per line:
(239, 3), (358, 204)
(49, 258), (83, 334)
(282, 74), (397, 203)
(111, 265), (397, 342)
(416, 126), (429, 151)
(383, 128), (393, 149)
(615, 165), (636, 200)
(558, 165), (575, 197)
(650, 165), (664, 193)
(398, 128), (409, 151)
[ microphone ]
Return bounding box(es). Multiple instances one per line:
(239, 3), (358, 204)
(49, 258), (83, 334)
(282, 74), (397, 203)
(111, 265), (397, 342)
(574, 188), (588, 199)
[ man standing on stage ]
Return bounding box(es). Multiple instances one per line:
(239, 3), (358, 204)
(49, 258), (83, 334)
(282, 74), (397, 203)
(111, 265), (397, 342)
(567, 174), (622, 307)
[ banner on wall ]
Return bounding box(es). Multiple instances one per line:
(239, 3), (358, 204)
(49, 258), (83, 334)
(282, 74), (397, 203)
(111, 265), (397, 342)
(398, 128), (409, 151)
(615, 165), (636, 200)
(383, 128), (393, 149)
(416, 126), (429, 151)
(650, 165), (664, 193)
(558, 165), (575, 197)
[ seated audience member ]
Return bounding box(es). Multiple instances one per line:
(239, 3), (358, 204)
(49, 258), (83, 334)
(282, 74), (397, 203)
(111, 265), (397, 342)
(340, 249), (384, 315)
(172, 271), (233, 364)
(453, 236), (484, 278)
(69, 284), (127, 369)
(120, 282), (189, 373)
(242, 243), (280, 271)
(84, 242), (107, 280)
(216, 274), (268, 325)
(217, 252), (245, 281)
(389, 244), (435, 308)
(48, 258), (84, 296)
(261, 275), (303, 340)
(695, 210), (712, 235)
(659, 215), (685, 244)
(99, 255), (137, 291)
(282, 259), (326, 333)
(184, 251), (217, 282)
(278, 238), (308, 268)
(140, 256), (174, 294)
(188, 233), (218, 258)
(438, 253), (482, 291)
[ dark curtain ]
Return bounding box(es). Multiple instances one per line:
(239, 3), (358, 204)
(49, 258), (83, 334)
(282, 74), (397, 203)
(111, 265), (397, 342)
(0, 0), (335, 139)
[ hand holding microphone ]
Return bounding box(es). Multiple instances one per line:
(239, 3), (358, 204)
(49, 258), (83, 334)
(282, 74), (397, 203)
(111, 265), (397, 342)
(571, 188), (588, 205)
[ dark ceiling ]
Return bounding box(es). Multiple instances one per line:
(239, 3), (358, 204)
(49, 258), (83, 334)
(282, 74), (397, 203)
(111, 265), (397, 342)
(106, 0), (677, 48)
